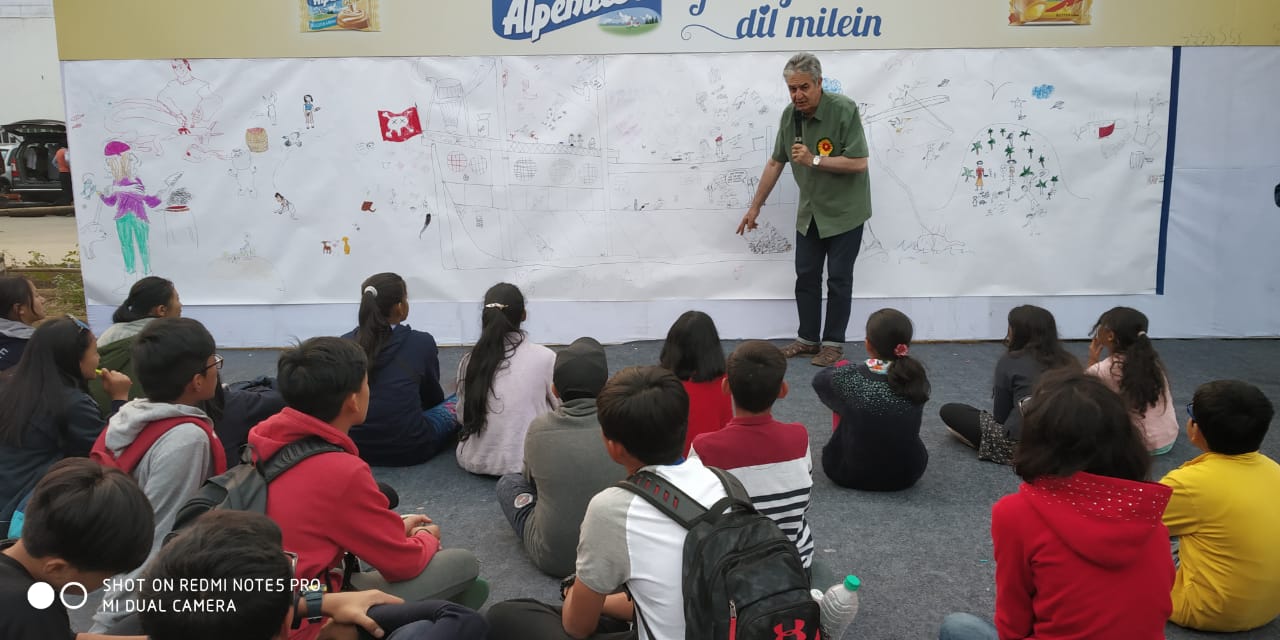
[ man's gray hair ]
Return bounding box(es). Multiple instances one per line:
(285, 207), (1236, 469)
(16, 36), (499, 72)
(783, 53), (822, 83)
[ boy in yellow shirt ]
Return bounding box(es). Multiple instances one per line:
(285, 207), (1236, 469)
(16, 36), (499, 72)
(1160, 380), (1280, 632)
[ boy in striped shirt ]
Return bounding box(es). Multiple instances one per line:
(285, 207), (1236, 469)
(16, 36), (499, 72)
(689, 340), (815, 569)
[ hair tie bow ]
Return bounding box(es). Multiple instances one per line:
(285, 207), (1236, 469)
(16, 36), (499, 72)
(362, 285), (378, 297)
(484, 302), (508, 310)
(893, 343), (909, 358)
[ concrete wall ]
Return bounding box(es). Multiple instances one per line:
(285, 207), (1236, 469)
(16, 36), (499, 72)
(0, 1), (63, 126)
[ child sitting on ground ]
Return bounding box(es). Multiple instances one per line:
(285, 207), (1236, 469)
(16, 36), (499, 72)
(0, 317), (131, 537)
(142, 510), (489, 640)
(0, 458), (153, 640)
(1160, 380), (1280, 632)
(456, 283), (557, 476)
(659, 310), (732, 455)
(89, 317), (227, 634)
(0, 275), (46, 371)
(486, 366), (734, 640)
(814, 308), (930, 491)
(345, 272), (458, 466)
(1085, 306), (1178, 454)
(248, 337), (487, 640)
(90, 276), (283, 459)
(88, 276), (181, 411)
(939, 370), (1174, 640)
(939, 305), (1077, 465)
(496, 336), (619, 578)
(689, 340), (814, 570)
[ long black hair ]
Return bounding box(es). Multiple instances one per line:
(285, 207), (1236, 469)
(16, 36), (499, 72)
(658, 311), (726, 383)
(1005, 305), (1077, 370)
(1015, 368), (1151, 482)
(1092, 307), (1166, 415)
(0, 318), (92, 447)
(112, 276), (176, 323)
(459, 283), (526, 441)
(0, 275), (35, 322)
(354, 272), (406, 368)
(866, 308), (930, 404)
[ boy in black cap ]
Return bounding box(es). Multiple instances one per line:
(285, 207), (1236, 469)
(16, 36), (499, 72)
(495, 337), (619, 578)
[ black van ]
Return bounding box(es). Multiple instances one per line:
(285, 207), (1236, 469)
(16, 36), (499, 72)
(1, 120), (69, 203)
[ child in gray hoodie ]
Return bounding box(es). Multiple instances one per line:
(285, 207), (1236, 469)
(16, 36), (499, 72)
(88, 317), (225, 634)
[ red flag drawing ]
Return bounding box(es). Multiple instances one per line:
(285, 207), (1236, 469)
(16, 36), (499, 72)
(378, 107), (422, 143)
(1098, 122), (1116, 139)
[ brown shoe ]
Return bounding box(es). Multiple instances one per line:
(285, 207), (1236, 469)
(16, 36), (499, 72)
(780, 340), (820, 358)
(810, 345), (844, 367)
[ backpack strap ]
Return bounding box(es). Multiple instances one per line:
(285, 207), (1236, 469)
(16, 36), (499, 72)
(91, 415), (227, 475)
(258, 437), (345, 483)
(616, 470), (707, 529)
(706, 466), (754, 506)
(616, 467), (759, 528)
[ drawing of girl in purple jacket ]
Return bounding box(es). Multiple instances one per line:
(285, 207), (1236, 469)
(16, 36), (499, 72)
(100, 141), (162, 275)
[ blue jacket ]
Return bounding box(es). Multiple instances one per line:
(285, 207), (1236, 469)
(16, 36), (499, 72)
(343, 325), (446, 466)
(0, 385), (120, 530)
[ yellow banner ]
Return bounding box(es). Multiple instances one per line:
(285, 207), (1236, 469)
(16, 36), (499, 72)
(55, 0), (1280, 60)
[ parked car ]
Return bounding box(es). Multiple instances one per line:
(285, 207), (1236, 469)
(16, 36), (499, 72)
(1, 120), (69, 203)
(0, 143), (17, 194)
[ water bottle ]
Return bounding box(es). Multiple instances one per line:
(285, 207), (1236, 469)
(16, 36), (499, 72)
(816, 575), (861, 640)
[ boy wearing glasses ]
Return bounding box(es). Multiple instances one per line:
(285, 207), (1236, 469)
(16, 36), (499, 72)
(1159, 380), (1280, 632)
(88, 317), (226, 634)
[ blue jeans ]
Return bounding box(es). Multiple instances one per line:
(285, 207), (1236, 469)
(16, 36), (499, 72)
(795, 222), (864, 345)
(939, 613), (998, 640)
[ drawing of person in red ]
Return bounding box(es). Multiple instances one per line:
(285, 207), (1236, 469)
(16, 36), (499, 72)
(975, 160), (985, 190)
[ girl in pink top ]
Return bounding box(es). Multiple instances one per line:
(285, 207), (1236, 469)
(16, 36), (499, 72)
(659, 310), (732, 455)
(1085, 307), (1178, 454)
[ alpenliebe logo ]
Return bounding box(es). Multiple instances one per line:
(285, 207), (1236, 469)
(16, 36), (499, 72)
(494, 0), (662, 43)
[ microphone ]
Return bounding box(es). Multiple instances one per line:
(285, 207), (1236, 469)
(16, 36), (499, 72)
(793, 109), (804, 144)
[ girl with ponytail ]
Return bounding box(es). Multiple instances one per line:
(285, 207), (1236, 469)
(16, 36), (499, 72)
(1086, 307), (1178, 454)
(342, 272), (457, 466)
(455, 283), (556, 475)
(88, 276), (180, 413)
(813, 308), (930, 491)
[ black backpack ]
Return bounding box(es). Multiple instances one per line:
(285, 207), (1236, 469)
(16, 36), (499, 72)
(617, 467), (822, 640)
(168, 437), (342, 542)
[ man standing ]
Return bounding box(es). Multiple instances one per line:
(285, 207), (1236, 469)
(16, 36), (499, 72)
(54, 144), (71, 204)
(738, 53), (871, 367)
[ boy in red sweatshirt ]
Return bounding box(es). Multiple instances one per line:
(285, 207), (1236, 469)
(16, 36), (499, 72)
(248, 337), (486, 640)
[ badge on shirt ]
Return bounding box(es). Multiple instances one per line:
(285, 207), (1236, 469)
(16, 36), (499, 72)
(817, 138), (834, 157)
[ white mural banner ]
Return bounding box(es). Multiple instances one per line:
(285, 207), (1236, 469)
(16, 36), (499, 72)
(63, 48), (1172, 306)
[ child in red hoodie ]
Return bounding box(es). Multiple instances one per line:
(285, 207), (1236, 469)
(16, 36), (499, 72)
(248, 337), (487, 640)
(939, 369), (1174, 640)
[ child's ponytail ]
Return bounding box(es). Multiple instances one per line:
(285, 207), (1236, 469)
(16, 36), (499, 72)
(460, 283), (527, 441)
(354, 273), (406, 370)
(867, 309), (930, 405)
(112, 277), (175, 323)
(1095, 307), (1166, 415)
